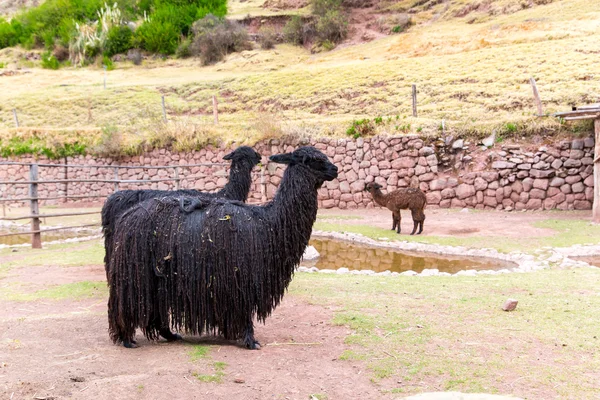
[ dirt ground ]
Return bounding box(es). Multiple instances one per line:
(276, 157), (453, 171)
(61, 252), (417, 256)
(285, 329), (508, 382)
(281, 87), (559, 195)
(319, 208), (593, 239)
(0, 208), (595, 399)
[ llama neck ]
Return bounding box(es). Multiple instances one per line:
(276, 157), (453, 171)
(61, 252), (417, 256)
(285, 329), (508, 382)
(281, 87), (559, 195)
(217, 162), (253, 202)
(269, 165), (319, 249)
(371, 189), (389, 207)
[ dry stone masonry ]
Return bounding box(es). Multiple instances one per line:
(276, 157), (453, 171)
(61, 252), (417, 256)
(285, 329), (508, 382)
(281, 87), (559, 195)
(0, 135), (595, 212)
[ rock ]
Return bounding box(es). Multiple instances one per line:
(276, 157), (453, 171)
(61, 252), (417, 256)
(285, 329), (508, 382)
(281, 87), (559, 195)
(452, 139), (464, 149)
(392, 157), (416, 169)
(481, 171), (499, 182)
(533, 179), (549, 190)
(481, 132), (496, 147)
(426, 191), (442, 204)
(572, 182), (585, 193)
(492, 161), (516, 169)
(570, 149), (585, 159)
(441, 188), (456, 199)
(563, 159), (581, 168)
(522, 178), (533, 192)
(456, 184), (476, 200)
(429, 179), (447, 191)
(574, 200), (592, 210)
(529, 188), (546, 200)
(584, 137), (595, 148)
(565, 175), (582, 184)
(526, 198), (542, 209)
(572, 139), (585, 150)
(419, 146), (434, 156)
(517, 163), (532, 170)
(474, 177), (488, 191)
(502, 299), (518, 311)
(529, 169), (555, 179)
(549, 177), (565, 187)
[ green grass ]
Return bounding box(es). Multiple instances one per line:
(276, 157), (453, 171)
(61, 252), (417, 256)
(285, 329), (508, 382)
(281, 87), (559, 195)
(188, 344), (211, 361)
(317, 214), (364, 221)
(314, 217), (600, 254)
(0, 241), (105, 273)
(193, 361), (227, 383)
(290, 269), (600, 398)
(0, 281), (107, 301)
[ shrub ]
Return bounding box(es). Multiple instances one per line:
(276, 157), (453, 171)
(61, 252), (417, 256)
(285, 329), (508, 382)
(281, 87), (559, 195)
(0, 18), (18, 48)
(258, 26), (277, 50)
(53, 45), (70, 61)
(104, 25), (133, 56)
(311, 0), (343, 17)
(346, 118), (375, 138)
(127, 48), (143, 65)
(176, 38), (192, 58)
(41, 52), (60, 69)
(283, 16), (305, 45)
(191, 15), (250, 65)
(102, 55), (115, 70)
(136, 19), (179, 54)
(315, 9), (347, 43)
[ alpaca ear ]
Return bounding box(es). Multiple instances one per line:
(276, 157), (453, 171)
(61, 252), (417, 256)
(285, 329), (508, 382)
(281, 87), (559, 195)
(269, 153), (293, 164)
(223, 151), (234, 160)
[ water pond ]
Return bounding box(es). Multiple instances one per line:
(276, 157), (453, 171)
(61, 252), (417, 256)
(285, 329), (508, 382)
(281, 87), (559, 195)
(305, 238), (516, 274)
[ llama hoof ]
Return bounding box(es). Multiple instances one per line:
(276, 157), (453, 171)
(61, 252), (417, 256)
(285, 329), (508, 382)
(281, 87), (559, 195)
(123, 340), (139, 349)
(167, 333), (183, 342)
(244, 339), (261, 350)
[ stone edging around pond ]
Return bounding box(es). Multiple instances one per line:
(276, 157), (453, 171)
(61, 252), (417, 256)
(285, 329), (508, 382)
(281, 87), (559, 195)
(297, 231), (600, 277)
(0, 220), (102, 250)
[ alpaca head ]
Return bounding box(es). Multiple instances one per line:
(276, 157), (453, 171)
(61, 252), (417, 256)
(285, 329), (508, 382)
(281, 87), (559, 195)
(223, 146), (262, 168)
(364, 182), (383, 194)
(270, 146), (338, 188)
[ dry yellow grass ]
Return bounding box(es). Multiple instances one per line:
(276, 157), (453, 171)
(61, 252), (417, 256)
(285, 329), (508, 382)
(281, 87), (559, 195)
(0, 0), (598, 153)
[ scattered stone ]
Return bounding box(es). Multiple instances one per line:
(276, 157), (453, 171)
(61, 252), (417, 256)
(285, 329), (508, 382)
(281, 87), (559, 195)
(481, 132), (496, 147)
(502, 298), (518, 311)
(301, 245), (320, 261)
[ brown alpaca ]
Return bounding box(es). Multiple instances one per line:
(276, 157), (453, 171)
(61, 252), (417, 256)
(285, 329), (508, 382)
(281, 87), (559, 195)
(364, 182), (426, 235)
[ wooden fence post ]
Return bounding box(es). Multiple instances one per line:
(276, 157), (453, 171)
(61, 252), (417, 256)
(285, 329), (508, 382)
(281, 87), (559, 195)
(174, 166), (180, 190)
(29, 163), (42, 249)
(213, 96), (219, 125)
(260, 165), (267, 202)
(529, 77), (543, 116)
(63, 157), (68, 203)
(412, 84), (417, 118)
(161, 95), (167, 123)
(593, 118), (600, 224)
(13, 109), (19, 128)
(103, 65), (107, 89)
(113, 167), (120, 192)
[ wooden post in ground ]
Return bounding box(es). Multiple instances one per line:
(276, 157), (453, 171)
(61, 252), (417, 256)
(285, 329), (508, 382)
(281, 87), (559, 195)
(593, 118), (600, 223)
(213, 96), (219, 125)
(530, 77), (543, 116)
(29, 163), (42, 249)
(13, 109), (19, 127)
(411, 84), (417, 117)
(113, 167), (120, 192)
(174, 166), (180, 190)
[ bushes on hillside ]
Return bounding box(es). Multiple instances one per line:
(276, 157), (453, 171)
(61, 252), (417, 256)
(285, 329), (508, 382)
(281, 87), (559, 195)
(284, 0), (348, 49)
(104, 25), (133, 57)
(191, 15), (251, 65)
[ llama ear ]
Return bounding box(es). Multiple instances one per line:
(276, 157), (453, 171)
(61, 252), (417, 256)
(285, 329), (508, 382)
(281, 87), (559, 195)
(223, 151), (234, 160)
(269, 153), (293, 164)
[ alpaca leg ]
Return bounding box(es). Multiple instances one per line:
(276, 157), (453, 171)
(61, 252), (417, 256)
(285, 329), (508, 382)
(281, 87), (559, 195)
(243, 320), (261, 350)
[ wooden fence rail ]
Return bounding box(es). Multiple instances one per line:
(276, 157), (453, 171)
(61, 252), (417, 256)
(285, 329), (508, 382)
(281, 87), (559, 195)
(0, 161), (255, 248)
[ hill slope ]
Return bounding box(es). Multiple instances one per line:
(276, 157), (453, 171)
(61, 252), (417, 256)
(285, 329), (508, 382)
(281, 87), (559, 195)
(0, 0), (598, 155)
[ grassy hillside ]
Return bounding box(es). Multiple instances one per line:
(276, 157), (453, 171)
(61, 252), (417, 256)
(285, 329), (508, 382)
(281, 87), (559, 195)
(0, 0), (598, 156)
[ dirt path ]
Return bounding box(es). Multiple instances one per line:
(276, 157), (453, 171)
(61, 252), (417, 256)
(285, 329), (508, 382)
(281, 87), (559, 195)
(0, 265), (385, 400)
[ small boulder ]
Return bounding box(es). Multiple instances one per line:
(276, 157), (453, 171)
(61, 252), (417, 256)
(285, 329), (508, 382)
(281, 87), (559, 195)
(502, 298), (518, 312)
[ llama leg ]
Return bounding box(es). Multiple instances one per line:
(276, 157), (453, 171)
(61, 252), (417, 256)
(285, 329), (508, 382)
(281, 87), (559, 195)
(148, 312), (182, 342)
(391, 212), (397, 231)
(410, 209), (419, 235)
(396, 211), (402, 234)
(108, 288), (138, 348)
(242, 319), (261, 350)
(417, 220), (424, 234)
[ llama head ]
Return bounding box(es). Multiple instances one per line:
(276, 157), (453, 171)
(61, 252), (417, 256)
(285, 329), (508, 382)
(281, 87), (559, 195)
(270, 146), (338, 186)
(364, 182), (382, 193)
(223, 146), (262, 168)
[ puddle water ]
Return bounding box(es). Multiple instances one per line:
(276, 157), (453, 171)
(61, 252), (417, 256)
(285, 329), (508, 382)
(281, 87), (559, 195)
(0, 230), (88, 246)
(572, 256), (600, 267)
(305, 238), (516, 274)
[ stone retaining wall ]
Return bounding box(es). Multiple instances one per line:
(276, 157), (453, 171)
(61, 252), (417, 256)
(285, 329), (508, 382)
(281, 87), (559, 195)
(0, 135), (595, 211)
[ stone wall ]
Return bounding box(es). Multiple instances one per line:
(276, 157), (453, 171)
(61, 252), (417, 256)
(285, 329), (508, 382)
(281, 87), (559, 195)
(0, 135), (595, 211)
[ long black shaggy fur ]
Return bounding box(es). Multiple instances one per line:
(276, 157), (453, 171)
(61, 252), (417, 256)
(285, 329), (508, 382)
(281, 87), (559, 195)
(101, 146), (262, 281)
(107, 146), (338, 349)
